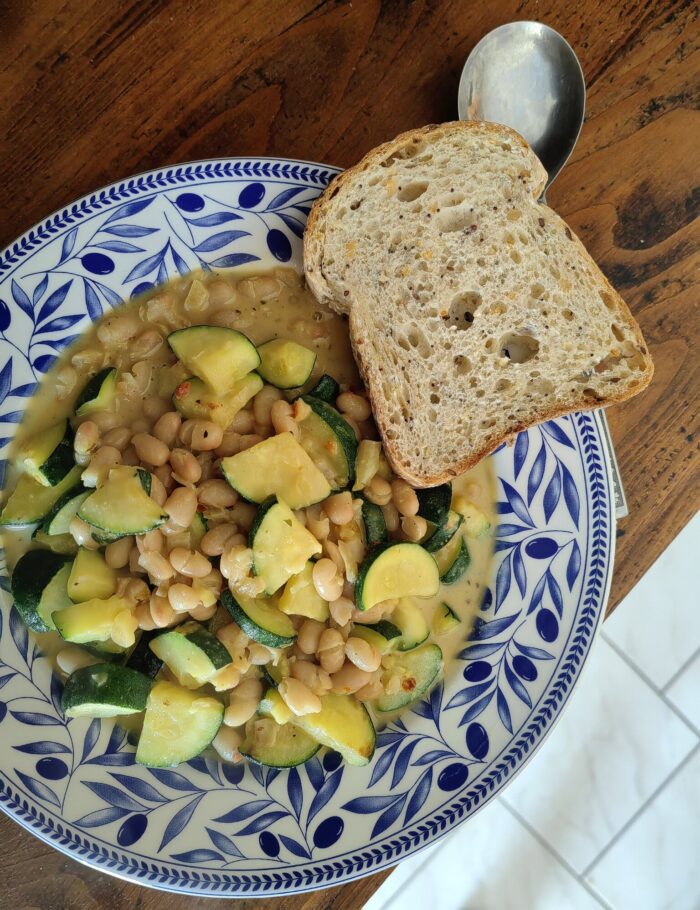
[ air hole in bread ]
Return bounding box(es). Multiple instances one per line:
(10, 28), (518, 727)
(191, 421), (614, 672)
(437, 207), (473, 234)
(495, 378), (512, 392)
(600, 291), (616, 311)
(485, 338), (496, 352)
(549, 264), (561, 279)
(439, 193), (465, 208)
(611, 323), (625, 342)
(480, 417), (497, 428)
(379, 142), (423, 167)
(582, 387), (604, 401)
(443, 291), (481, 329)
(350, 199), (362, 211)
(563, 309), (575, 321)
(499, 332), (539, 363)
(500, 142), (512, 151)
(430, 393), (440, 404)
(507, 209), (522, 222)
(510, 250), (522, 264)
(397, 181), (429, 202)
(488, 303), (506, 316)
(504, 232), (515, 245)
(454, 355), (472, 375)
(519, 232), (529, 245)
(531, 283), (545, 298)
(475, 389), (485, 398)
(532, 378), (554, 394)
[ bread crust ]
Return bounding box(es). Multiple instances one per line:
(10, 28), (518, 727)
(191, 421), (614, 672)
(304, 121), (654, 487)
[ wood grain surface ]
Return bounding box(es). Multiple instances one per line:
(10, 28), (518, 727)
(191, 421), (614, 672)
(0, 1), (697, 907)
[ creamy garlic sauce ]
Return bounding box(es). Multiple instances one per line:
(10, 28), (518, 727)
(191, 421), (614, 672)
(1, 267), (496, 720)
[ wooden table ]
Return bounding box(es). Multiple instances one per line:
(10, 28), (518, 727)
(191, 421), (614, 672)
(0, 1), (697, 907)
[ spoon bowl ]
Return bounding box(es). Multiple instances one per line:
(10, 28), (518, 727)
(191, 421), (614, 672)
(458, 21), (585, 190)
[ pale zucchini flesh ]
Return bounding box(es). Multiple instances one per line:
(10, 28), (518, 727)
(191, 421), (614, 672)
(136, 680), (224, 768)
(249, 497), (322, 595)
(355, 542), (440, 612)
(222, 432), (331, 509)
(168, 325), (260, 395)
(376, 643), (443, 712)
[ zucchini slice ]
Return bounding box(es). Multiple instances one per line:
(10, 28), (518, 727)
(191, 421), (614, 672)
(221, 589), (296, 648)
(31, 528), (79, 555)
(376, 643), (443, 712)
(355, 543), (440, 612)
(424, 510), (463, 553)
(240, 715), (320, 768)
(433, 603), (460, 636)
(53, 595), (134, 644)
(296, 396), (358, 490)
(172, 373), (262, 428)
(391, 598), (429, 651)
(126, 630), (164, 679)
(81, 639), (128, 662)
(17, 420), (74, 487)
(259, 688), (375, 767)
(249, 497), (322, 594)
(278, 561), (329, 621)
(221, 432), (331, 509)
(307, 374), (340, 403)
(78, 467), (167, 538)
(67, 548), (117, 603)
(11, 550), (73, 632)
(168, 325), (260, 395)
(0, 466), (82, 528)
(361, 498), (388, 548)
(416, 483), (452, 526)
(42, 485), (90, 536)
(435, 535), (471, 584)
(136, 680), (224, 768)
(257, 339), (316, 389)
(149, 621), (232, 688)
(61, 663), (152, 718)
(454, 498), (492, 538)
(352, 620), (402, 654)
(75, 368), (118, 417)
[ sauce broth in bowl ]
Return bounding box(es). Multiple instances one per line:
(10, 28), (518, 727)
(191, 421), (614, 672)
(1, 267), (495, 768)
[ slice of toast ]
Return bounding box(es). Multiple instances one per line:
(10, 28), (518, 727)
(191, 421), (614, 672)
(304, 121), (653, 487)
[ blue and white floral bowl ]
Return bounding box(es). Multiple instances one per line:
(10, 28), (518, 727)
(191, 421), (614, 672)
(0, 159), (615, 897)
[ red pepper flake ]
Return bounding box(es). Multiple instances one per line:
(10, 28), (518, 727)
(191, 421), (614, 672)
(174, 381), (191, 400)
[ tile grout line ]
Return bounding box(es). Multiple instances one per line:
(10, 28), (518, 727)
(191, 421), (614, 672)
(601, 632), (700, 737)
(661, 643), (700, 694)
(372, 835), (454, 910)
(499, 799), (614, 909)
(580, 740), (700, 880)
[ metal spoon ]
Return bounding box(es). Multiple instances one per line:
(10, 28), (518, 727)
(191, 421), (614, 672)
(458, 21), (628, 517)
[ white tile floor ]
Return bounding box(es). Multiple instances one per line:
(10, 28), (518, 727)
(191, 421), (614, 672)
(364, 510), (700, 910)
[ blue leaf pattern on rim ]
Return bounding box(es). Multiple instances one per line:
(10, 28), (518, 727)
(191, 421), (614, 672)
(0, 159), (612, 898)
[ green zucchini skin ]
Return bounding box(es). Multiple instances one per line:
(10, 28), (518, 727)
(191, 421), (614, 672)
(376, 643), (443, 712)
(307, 374), (340, 403)
(11, 549), (73, 632)
(42, 486), (90, 536)
(240, 717), (320, 768)
(221, 588), (296, 648)
(75, 368), (117, 416)
(299, 395), (358, 490)
(424, 511), (464, 553)
(361, 498), (388, 547)
(125, 630), (163, 679)
(416, 484), (452, 526)
(439, 537), (471, 584)
(61, 663), (153, 718)
(0, 466), (83, 528)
